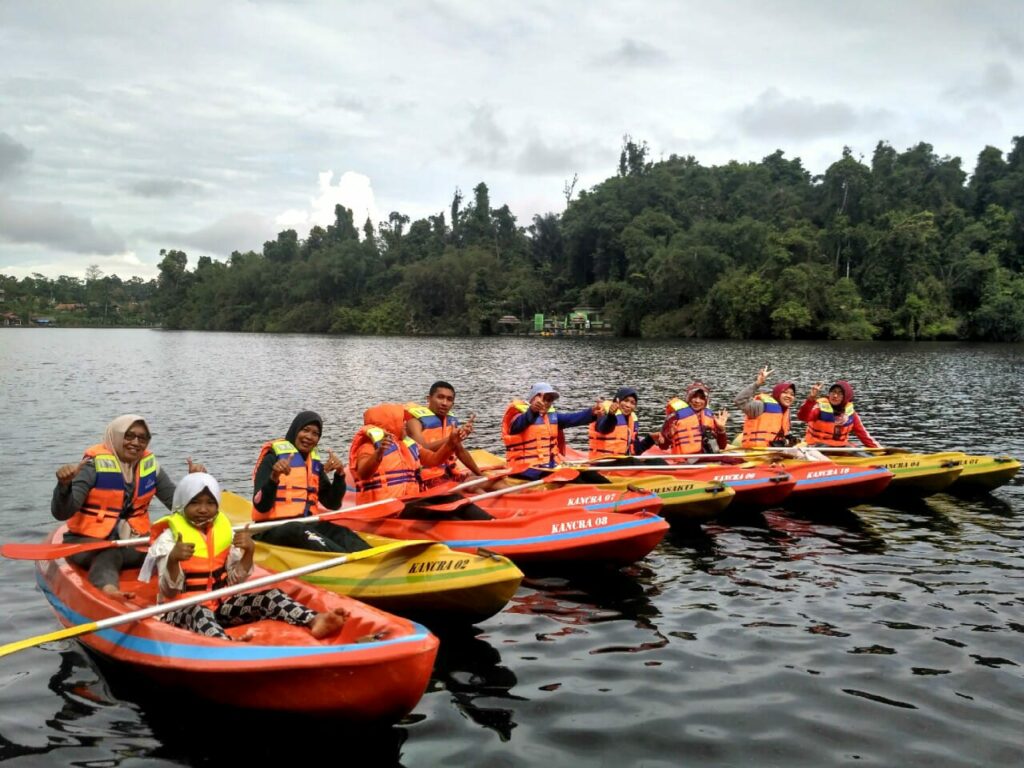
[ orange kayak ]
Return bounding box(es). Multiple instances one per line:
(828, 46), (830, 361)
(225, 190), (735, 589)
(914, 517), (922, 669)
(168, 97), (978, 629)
(35, 527), (438, 719)
(336, 485), (669, 568)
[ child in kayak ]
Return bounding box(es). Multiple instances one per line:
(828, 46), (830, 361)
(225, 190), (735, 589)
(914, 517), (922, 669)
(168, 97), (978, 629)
(140, 473), (347, 642)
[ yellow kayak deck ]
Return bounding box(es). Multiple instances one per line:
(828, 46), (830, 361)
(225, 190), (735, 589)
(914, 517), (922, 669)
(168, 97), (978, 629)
(827, 451), (963, 495)
(222, 491), (522, 624)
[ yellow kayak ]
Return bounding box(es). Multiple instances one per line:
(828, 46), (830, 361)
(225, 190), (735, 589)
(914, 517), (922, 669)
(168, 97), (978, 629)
(942, 453), (1021, 492)
(818, 449), (964, 495)
(222, 491), (523, 625)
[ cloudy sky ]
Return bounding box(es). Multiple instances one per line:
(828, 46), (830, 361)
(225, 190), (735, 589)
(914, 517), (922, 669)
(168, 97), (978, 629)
(2, 1), (1022, 280)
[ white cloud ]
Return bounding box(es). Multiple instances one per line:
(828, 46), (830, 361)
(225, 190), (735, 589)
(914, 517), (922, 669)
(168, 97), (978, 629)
(275, 171), (381, 234)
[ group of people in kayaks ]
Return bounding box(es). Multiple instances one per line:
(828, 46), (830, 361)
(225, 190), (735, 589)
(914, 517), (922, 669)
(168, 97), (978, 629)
(50, 367), (876, 642)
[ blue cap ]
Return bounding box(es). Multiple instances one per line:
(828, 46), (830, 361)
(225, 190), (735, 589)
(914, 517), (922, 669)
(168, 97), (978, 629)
(528, 382), (559, 401)
(614, 386), (638, 402)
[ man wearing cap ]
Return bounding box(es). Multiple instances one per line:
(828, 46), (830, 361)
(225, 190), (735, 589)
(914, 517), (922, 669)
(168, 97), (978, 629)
(662, 382), (730, 455)
(501, 382), (602, 477)
(733, 366), (800, 449)
(588, 387), (665, 460)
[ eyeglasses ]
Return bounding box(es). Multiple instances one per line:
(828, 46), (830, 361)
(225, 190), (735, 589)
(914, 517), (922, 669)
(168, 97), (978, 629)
(123, 432), (151, 445)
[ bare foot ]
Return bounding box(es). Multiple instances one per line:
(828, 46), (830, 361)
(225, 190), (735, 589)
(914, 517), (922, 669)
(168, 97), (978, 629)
(233, 628), (256, 643)
(101, 584), (135, 600)
(309, 607), (348, 639)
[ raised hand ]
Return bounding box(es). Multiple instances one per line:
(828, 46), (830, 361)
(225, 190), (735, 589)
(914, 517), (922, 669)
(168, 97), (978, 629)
(809, 382), (823, 400)
(592, 398), (606, 416)
(56, 459), (87, 486)
(714, 409), (730, 430)
(322, 450), (344, 474)
(186, 457), (207, 474)
(232, 526), (254, 554)
(756, 365), (774, 386)
(270, 458), (292, 483)
(168, 532), (194, 563)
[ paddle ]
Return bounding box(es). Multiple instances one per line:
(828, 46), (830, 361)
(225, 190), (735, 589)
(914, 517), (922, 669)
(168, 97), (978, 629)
(809, 446), (905, 454)
(568, 464), (745, 473)
(2, 494), (406, 562)
(568, 452), (758, 464)
(410, 468), (581, 514)
(0, 538), (433, 659)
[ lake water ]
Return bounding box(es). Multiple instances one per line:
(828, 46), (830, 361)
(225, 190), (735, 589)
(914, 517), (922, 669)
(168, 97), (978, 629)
(0, 330), (1021, 767)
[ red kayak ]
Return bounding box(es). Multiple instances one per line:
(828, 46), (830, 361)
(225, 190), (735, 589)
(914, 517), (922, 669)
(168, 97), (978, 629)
(770, 460), (894, 505)
(337, 486), (669, 568)
(35, 527), (438, 720)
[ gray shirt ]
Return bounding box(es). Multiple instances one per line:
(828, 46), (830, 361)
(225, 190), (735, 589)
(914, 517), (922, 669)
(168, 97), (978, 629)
(733, 380), (766, 419)
(51, 458), (177, 529)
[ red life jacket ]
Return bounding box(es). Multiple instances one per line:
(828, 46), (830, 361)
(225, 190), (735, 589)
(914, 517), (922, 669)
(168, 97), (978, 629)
(501, 400), (565, 471)
(741, 395), (790, 448)
(349, 425), (423, 503)
(251, 439), (322, 522)
(67, 444), (158, 538)
(663, 398), (714, 455)
(588, 400), (637, 458)
(804, 399), (857, 446)
(151, 511), (233, 607)
(404, 402), (459, 484)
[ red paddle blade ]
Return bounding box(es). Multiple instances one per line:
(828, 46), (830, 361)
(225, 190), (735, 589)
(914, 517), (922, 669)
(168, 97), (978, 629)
(327, 498), (406, 520)
(2, 540), (120, 561)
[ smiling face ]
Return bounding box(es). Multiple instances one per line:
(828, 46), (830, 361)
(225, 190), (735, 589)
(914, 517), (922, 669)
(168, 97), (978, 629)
(778, 387), (796, 408)
(428, 386), (455, 418)
(294, 422), (321, 454)
(120, 421), (151, 463)
(688, 392), (707, 411)
(828, 386), (845, 406)
(617, 395), (638, 417)
(183, 488), (218, 530)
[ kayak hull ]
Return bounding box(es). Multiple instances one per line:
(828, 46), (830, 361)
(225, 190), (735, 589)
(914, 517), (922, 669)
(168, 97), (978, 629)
(36, 528), (438, 719)
(250, 536), (522, 625)
(827, 452), (963, 495)
(338, 486), (669, 568)
(945, 453), (1021, 492)
(598, 474), (736, 523)
(760, 461), (894, 505)
(221, 493), (523, 624)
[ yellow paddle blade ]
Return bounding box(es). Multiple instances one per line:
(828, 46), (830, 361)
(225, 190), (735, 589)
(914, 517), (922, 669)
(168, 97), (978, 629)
(0, 621), (99, 659)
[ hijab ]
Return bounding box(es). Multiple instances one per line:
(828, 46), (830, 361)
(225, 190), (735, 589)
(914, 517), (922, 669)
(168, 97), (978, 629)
(286, 410), (323, 453)
(171, 472), (222, 515)
(102, 414), (150, 483)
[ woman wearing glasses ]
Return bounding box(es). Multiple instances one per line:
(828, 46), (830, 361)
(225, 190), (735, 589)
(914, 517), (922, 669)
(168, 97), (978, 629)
(51, 414), (206, 598)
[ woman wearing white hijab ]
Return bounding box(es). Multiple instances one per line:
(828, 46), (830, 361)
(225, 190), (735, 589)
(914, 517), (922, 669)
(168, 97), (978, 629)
(52, 414), (206, 597)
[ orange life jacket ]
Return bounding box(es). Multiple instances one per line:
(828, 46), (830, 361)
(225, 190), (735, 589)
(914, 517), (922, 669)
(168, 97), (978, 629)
(404, 402), (459, 483)
(251, 439), (322, 522)
(588, 400), (637, 459)
(663, 398), (715, 455)
(349, 425), (423, 503)
(66, 444), (158, 538)
(501, 400), (565, 471)
(152, 511), (233, 606)
(741, 395), (791, 448)
(804, 399), (857, 446)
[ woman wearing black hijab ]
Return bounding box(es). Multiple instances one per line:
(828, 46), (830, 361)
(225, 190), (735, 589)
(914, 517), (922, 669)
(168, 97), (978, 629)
(251, 410), (367, 552)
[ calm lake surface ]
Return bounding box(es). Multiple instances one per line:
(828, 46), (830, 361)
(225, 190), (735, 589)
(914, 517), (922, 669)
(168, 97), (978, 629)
(0, 330), (1022, 767)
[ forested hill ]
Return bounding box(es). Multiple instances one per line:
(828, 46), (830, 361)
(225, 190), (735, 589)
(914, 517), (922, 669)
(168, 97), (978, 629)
(7, 137), (1024, 340)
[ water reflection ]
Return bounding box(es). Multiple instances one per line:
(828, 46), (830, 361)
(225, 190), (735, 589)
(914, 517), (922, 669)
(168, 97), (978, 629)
(430, 627), (521, 742)
(91, 651), (411, 766)
(0, 648), (157, 764)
